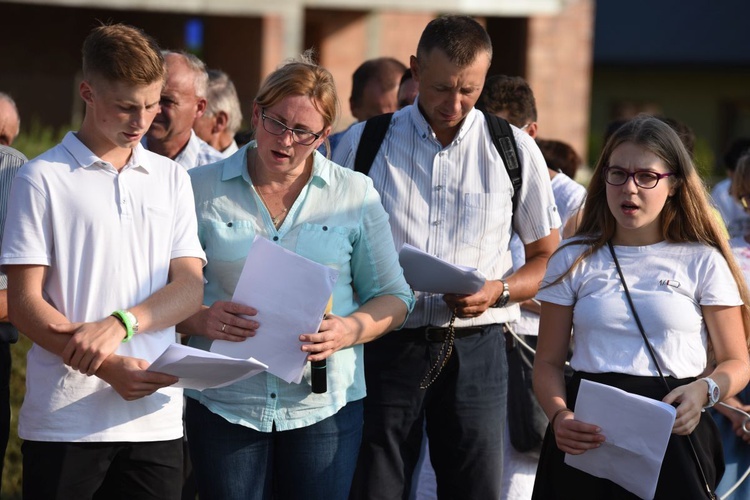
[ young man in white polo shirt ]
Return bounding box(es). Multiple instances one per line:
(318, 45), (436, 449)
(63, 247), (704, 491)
(0, 24), (206, 499)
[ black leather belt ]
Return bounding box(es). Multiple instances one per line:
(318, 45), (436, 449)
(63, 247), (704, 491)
(400, 325), (504, 343)
(422, 326), (485, 342)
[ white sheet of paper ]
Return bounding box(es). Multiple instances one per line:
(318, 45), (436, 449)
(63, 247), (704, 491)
(398, 243), (486, 295)
(564, 379), (676, 499)
(148, 343), (268, 390)
(210, 235), (339, 384)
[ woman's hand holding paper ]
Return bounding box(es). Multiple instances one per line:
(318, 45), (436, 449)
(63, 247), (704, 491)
(553, 412), (605, 455)
(196, 300), (259, 342)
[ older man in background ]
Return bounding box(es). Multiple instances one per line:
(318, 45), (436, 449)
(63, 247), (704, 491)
(326, 57), (406, 156)
(193, 69), (243, 158)
(0, 93), (20, 147)
(0, 144), (26, 497)
(145, 51), (222, 170)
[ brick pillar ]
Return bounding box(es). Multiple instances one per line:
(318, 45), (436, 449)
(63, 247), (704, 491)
(526, 0), (595, 163)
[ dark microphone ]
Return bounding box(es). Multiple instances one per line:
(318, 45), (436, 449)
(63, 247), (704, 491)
(311, 360), (327, 393)
(312, 297), (332, 394)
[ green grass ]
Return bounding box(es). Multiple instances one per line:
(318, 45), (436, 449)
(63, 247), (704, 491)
(12, 121), (71, 161)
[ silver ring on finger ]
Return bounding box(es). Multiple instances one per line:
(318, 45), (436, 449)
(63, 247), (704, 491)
(221, 323), (227, 333)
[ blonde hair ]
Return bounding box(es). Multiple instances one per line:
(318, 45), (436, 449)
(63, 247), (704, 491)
(254, 50), (339, 154)
(552, 115), (750, 347)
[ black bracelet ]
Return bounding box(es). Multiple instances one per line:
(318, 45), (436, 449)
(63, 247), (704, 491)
(550, 407), (572, 431)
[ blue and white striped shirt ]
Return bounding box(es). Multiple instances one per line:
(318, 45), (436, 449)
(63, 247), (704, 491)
(333, 99), (560, 328)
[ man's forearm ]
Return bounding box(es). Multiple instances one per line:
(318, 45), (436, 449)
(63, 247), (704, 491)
(8, 283), (71, 357)
(127, 257), (204, 335)
(0, 289), (8, 323)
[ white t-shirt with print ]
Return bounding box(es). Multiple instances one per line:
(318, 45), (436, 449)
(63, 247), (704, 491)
(537, 240), (741, 378)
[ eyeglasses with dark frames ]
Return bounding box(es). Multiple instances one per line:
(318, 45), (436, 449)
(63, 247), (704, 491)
(260, 109), (322, 146)
(603, 166), (675, 189)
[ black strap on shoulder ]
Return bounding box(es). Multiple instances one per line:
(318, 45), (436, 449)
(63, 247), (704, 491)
(354, 110), (521, 218)
(354, 113), (394, 176)
(481, 110), (522, 215)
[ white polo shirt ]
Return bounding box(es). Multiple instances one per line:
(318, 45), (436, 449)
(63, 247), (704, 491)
(0, 132), (206, 442)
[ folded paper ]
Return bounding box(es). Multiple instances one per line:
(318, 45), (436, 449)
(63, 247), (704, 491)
(565, 379), (676, 499)
(148, 343), (268, 390)
(398, 243), (486, 294)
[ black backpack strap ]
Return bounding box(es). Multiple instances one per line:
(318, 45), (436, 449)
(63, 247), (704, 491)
(354, 113), (394, 176)
(482, 110), (522, 215)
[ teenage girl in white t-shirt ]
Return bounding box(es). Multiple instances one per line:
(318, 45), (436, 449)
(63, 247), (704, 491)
(532, 116), (750, 499)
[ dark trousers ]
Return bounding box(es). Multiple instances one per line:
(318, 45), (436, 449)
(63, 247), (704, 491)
(532, 371), (724, 499)
(350, 324), (507, 500)
(0, 340), (9, 496)
(22, 438), (183, 500)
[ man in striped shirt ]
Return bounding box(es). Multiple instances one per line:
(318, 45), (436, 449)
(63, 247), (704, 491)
(334, 15), (561, 499)
(0, 145), (25, 497)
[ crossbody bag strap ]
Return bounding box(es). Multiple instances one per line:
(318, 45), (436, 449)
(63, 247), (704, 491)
(606, 240), (716, 499)
(606, 241), (671, 393)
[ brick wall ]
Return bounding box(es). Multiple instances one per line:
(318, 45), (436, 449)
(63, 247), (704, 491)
(526, 0), (595, 163)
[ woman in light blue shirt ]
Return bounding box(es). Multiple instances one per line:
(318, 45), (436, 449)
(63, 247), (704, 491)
(179, 53), (414, 500)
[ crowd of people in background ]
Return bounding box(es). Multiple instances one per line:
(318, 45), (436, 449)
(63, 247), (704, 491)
(0, 13), (749, 500)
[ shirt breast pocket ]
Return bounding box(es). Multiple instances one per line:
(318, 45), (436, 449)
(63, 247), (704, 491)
(202, 220), (257, 264)
(294, 223), (352, 269)
(460, 193), (510, 249)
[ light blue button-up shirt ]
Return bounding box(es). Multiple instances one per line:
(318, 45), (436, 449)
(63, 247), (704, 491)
(186, 142), (414, 432)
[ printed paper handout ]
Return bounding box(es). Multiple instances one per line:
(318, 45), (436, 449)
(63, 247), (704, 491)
(564, 379), (676, 499)
(210, 235), (339, 384)
(398, 243), (486, 294)
(148, 343), (268, 390)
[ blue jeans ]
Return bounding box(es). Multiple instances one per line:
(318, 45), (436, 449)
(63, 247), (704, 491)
(350, 324), (508, 500)
(185, 397), (363, 500)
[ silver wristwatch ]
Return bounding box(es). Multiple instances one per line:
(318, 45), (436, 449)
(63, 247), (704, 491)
(491, 280), (510, 308)
(701, 377), (720, 408)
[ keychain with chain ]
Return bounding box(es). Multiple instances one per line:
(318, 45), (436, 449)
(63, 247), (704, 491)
(419, 310), (457, 389)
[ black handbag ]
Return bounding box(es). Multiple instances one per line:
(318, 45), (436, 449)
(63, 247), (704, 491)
(608, 241), (719, 500)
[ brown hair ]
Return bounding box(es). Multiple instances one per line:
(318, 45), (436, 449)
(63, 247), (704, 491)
(731, 153), (750, 204)
(350, 57), (407, 108)
(477, 75), (537, 127)
(536, 139), (581, 179)
(82, 24), (165, 85)
(253, 50), (339, 153)
(549, 115), (750, 345)
(416, 16), (492, 67)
